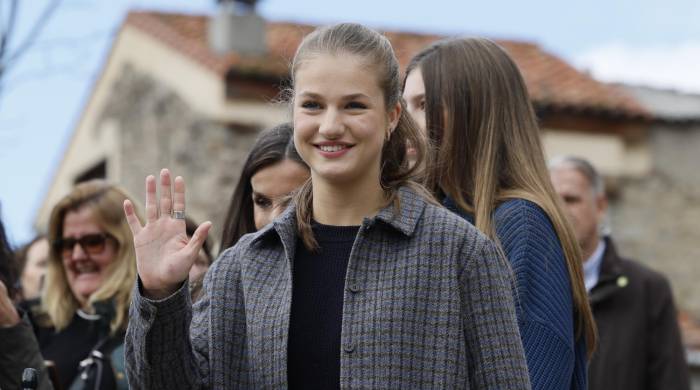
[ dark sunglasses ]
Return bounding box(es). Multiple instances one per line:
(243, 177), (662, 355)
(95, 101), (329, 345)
(53, 233), (114, 258)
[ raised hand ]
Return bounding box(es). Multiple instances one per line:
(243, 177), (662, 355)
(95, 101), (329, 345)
(0, 280), (20, 327)
(123, 169), (211, 300)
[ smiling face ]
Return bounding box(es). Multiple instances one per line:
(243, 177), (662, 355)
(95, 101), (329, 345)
(293, 54), (399, 188)
(61, 206), (117, 306)
(250, 159), (310, 229)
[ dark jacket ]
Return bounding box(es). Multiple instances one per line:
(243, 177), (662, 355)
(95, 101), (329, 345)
(0, 312), (53, 390)
(588, 237), (690, 390)
(125, 186), (531, 389)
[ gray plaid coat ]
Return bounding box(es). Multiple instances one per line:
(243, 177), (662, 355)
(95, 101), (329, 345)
(125, 187), (530, 389)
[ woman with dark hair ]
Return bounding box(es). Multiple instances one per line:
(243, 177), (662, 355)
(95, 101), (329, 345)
(124, 23), (529, 389)
(403, 37), (596, 390)
(220, 123), (309, 252)
(0, 215), (53, 390)
(15, 235), (50, 301)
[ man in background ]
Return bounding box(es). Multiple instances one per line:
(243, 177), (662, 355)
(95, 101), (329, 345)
(549, 156), (689, 390)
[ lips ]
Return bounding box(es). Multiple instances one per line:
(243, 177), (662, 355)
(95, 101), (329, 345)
(70, 261), (100, 276)
(314, 142), (354, 158)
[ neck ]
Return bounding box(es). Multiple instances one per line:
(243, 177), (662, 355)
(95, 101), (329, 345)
(311, 174), (386, 226)
(581, 237), (601, 262)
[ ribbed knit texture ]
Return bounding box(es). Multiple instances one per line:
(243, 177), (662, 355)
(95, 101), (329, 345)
(287, 222), (359, 390)
(445, 197), (587, 390)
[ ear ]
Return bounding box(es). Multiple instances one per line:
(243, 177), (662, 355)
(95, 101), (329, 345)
(387, 101), (401, 135)
(596, 193), (608, 223)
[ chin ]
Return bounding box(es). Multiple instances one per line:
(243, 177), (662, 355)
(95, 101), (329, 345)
(72, 283), (101, 301)
(313, 167), (353, 182)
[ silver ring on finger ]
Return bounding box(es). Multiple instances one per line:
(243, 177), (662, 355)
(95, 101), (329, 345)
(172, 210), (186, 220)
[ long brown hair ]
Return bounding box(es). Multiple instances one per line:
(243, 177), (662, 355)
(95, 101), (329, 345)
(406, 37), (596, 356)
(290, 23), (430, 250)
(45, 180), (141, 334)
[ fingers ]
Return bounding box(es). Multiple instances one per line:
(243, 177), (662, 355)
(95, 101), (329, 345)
(160, 169), (173, 217)
(0, 280), (7, 298)
(173, 176), (186, 214)
(184, 221), (211, 256)
(0, 280), (21, 327)
(123, 199), (142, 236)
(145, 175), (158, 223)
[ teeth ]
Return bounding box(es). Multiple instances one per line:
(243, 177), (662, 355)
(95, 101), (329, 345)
(319, 145), (346, 152)
(74, 263), (98, 274)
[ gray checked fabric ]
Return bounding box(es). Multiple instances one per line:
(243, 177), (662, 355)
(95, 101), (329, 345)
(125, 186), (531, 389)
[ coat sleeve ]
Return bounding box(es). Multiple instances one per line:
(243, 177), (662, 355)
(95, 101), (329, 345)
(0, 312), (54, 390)
(646, 274), (690, 390)
(494, 200), (584, 390)
(459, 238), (531, 389)
(125, 277), (209, 389)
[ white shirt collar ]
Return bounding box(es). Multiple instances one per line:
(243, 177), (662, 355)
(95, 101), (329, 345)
(583, 239), (606, 292)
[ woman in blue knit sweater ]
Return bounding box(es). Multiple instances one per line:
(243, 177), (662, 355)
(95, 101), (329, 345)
(403, 38), (597, 390)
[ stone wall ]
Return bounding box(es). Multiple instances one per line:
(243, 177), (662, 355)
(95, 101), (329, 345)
(609, 122), (700, 316)
(100, 65), (262, 250)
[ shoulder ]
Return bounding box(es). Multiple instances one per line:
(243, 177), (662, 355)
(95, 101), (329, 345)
(617, 255), (673, 293)
(493, 199), (560, 251)
(422, 201), (492, 248)
(494, 199), (552, 230)
(418, 202), (503, 277)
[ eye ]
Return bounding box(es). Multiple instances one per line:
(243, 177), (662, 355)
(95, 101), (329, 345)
(418, 99), (425, 111)
(253, 194), (272, 209)
(346, 101), (367, 110)
(562, 195), (580, 205)
(300, 100), (322, 110)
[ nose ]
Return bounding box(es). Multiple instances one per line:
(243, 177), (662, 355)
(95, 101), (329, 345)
(318, 107), (344, 139)
(70, 242), (88, 260)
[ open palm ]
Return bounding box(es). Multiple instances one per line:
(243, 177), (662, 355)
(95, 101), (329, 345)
(123, 169), (211, 299)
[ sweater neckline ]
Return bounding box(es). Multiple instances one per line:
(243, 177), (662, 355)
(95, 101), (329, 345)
(310, 220), (360, 243)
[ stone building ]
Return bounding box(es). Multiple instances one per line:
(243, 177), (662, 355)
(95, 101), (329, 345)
(610, 85), (700, 314)
(36, 10), (650, 253)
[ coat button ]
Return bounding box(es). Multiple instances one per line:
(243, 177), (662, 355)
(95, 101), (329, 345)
(343, 342), (355, 353)
(347, 284), (360, 294)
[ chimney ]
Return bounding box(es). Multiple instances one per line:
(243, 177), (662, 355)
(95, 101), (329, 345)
(208, 0), (267, 56)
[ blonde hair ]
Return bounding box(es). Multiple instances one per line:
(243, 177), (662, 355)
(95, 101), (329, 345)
(290, 23), (431, 250)
(44, 180), (141, 334)
(407, 37), (597, 357)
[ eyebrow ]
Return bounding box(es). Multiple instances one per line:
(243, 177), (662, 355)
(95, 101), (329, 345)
(298, 91), (370, 101)
(407, 92), (425, 101)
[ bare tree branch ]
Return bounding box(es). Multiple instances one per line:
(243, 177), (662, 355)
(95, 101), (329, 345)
(4, 0), (61, 66)
(0, 0), (61, 100)
(0, 0), (19, 64)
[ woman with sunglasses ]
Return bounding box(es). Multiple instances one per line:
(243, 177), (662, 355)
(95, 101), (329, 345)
(25, 180), (140, 390)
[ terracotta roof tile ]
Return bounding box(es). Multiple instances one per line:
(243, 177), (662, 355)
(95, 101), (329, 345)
(124, 10), (648, 119)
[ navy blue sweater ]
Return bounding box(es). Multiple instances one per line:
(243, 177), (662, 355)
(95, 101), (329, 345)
(445, 197), (587, 390)
(288, 222), (359, 390)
